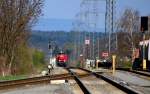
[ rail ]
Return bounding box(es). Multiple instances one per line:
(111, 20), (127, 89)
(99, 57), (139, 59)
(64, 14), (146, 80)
(78, 67), (142, 94)
(0, 73), (71, 90)
(116, 68), (150, 77)
(66, 68), (91, 94)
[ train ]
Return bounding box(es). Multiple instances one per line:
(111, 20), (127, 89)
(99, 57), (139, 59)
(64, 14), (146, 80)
(132, 39), (150, 70)
(98, 59), (112, 68)
(56, 51), (68, 67)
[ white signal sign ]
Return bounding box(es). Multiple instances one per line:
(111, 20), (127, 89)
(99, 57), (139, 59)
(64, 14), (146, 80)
(85, 39), (90, 45)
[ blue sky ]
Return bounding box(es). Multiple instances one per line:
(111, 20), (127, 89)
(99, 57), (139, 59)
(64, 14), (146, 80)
(42, 0), (150, 19)
(33, 0), (150, 31)
(42, 0), (81, 19)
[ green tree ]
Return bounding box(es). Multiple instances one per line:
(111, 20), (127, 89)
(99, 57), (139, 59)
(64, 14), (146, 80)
(0, 0), (43, 76)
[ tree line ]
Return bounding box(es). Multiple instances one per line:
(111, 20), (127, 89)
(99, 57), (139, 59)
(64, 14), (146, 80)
(0, 0), (44, 76)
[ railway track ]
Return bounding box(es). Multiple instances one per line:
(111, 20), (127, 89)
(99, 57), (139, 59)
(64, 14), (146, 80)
(116, 68), (150, 77)
(0, 73), (72, 90)
(0, 68), (91, 90)
(67, 68), (91, 94)
(67, 67), (142, 94)
(0, 67), (148, 94)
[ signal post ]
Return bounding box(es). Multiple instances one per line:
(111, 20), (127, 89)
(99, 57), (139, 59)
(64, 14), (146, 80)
(141, 16), (148, 70)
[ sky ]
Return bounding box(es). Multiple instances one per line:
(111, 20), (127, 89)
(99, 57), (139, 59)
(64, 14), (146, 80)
(42, 0), (81, 19)
(33, 0), (150, 31)
(42, 0), (150, 19)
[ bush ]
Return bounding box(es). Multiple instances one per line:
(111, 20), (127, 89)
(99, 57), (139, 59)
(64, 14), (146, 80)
(32, 49), (46, 72)
(12, 44), (34, 75)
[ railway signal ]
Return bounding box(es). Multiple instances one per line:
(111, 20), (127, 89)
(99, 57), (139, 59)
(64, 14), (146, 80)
(48, 41), (51, 50)
(141, 16), (148, 33)
(140, 16), (149, 70)
(48, 64), (53, 75)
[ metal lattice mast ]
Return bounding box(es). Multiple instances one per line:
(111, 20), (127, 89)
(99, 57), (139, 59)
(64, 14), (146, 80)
(105, 0), (116, 54)
(73, 0), (113, 61)
(73, 13), (82, 61)
(81, 0), (101, 60)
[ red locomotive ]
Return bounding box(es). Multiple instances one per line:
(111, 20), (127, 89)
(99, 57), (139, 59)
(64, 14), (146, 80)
(56, 51), (68, 67)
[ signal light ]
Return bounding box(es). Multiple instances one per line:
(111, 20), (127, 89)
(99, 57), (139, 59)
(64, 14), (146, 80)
(141, 16), (148, 32)
(48, 44), (51, 49)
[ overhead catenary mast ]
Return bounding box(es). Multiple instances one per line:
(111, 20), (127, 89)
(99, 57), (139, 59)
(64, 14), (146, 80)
(80, 0), (101, 60)
(72, 0), (117, 62)
(105, 0), (117, 54)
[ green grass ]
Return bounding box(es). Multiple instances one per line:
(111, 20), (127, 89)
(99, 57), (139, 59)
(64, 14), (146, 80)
(117, 61), (132, 68)
(0, 75), (27, 81)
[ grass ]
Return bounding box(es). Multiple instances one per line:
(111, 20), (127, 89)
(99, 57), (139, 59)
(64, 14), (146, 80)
(117, 61), (132, 68)
(0, 75), (27, 81)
